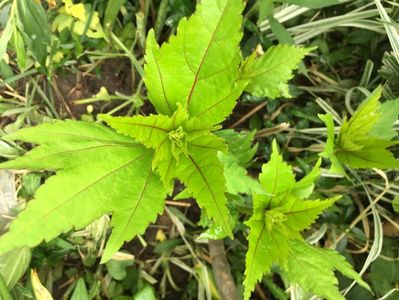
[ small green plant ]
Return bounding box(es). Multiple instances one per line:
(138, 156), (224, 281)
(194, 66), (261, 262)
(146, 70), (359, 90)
(320, 86), (399, 175)
(244, 141), (370, 299)
(0, 0), (376, 298)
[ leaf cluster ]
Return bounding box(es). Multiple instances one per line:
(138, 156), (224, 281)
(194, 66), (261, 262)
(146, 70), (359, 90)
(0, 0), (313, 292)
(320, 86), (399, 174)
(244, 141), (369, 299)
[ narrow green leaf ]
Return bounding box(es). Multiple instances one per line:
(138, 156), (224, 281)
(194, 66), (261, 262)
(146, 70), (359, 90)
(13, 28), (27, 70)
(319, 113), (346, 175)
(0, 273), (11, 300)
(0, 14), (14, 61)
(104, 0), (127, 28)
(16, 0), (51, 67)
(0, 247), (31, 289)
(175, 144), (232, 236)
(268, 16), (294, 44)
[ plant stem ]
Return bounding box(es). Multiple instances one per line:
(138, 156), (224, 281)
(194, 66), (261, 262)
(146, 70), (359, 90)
(208, 240), (239, 300)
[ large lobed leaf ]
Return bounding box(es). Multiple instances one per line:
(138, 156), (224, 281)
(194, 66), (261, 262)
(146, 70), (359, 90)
(144, 0), (246, 125)
(0, 121), (166, 262)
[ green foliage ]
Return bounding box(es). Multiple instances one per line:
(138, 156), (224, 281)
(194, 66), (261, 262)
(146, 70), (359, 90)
(241, 45), (311, 98)
(100, 107), (232, 236)
(320, 86), (399, 174)
(370, 99), (399, 140)
(393, 196), (399, 213)
(217, 129), (262, 195)
(0, 121), (166, 263)
(144, 0), (246, 125)
(0, 248), (30, 289)
(243, 141), (341, 300)
(16, 0), (51, 68)
(216, 129), (258, 167)
(0, 0), (310, 269)
(70, 278), (90, 300)
(284, 239), (370, 300)
(368, 238), (399, 299)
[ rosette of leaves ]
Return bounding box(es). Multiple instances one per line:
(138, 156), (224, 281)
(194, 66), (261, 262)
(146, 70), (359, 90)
(320, 86), (399, 175)
(243, 141), (370, 300)
(0, 0), (310, 263)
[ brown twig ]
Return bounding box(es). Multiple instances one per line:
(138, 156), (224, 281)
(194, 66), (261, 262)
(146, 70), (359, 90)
(208, 240), (239, 300)
(229, 102), (266, 129)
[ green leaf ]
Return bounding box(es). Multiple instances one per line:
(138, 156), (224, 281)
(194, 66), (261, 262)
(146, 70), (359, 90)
(70, 278), (89, 300)
(0, 121), (166, 263)
(104, 0), (127, 28)
(393, 196), (399, 213)
(291, 159), (321, 198)
(16, 0), (51, 67)
(0, 11), (14, 61)
(144, 0), (246, 125)
(338, 87), (382, 151)
(320, 87), (399, 173)
(106, 258), (134, 280)
(241, 45), (311, 98)
(100, 112), (178, 169)
(319, 113), (346, 175)
(370, 99), (399, 140)
(216, 129), (258, 167)
(175, 142), (232, 236)
(285, 240), (370, 300)
(268, 16), (294, 44)
(276, 194), (339, 233)
(243, 143), (338, 300)
(259, 140), (295, 198)
(133, 284), (157, 300)
(369, 238), (399, 298)
(0, 247), (31, 289)
(244, 210), (289, 300)
(336, 138), (399, 169)
(218, 152), (263, 195)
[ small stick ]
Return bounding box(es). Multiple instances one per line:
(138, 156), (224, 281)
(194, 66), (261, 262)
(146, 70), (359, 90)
(165, 200), (191, 207)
